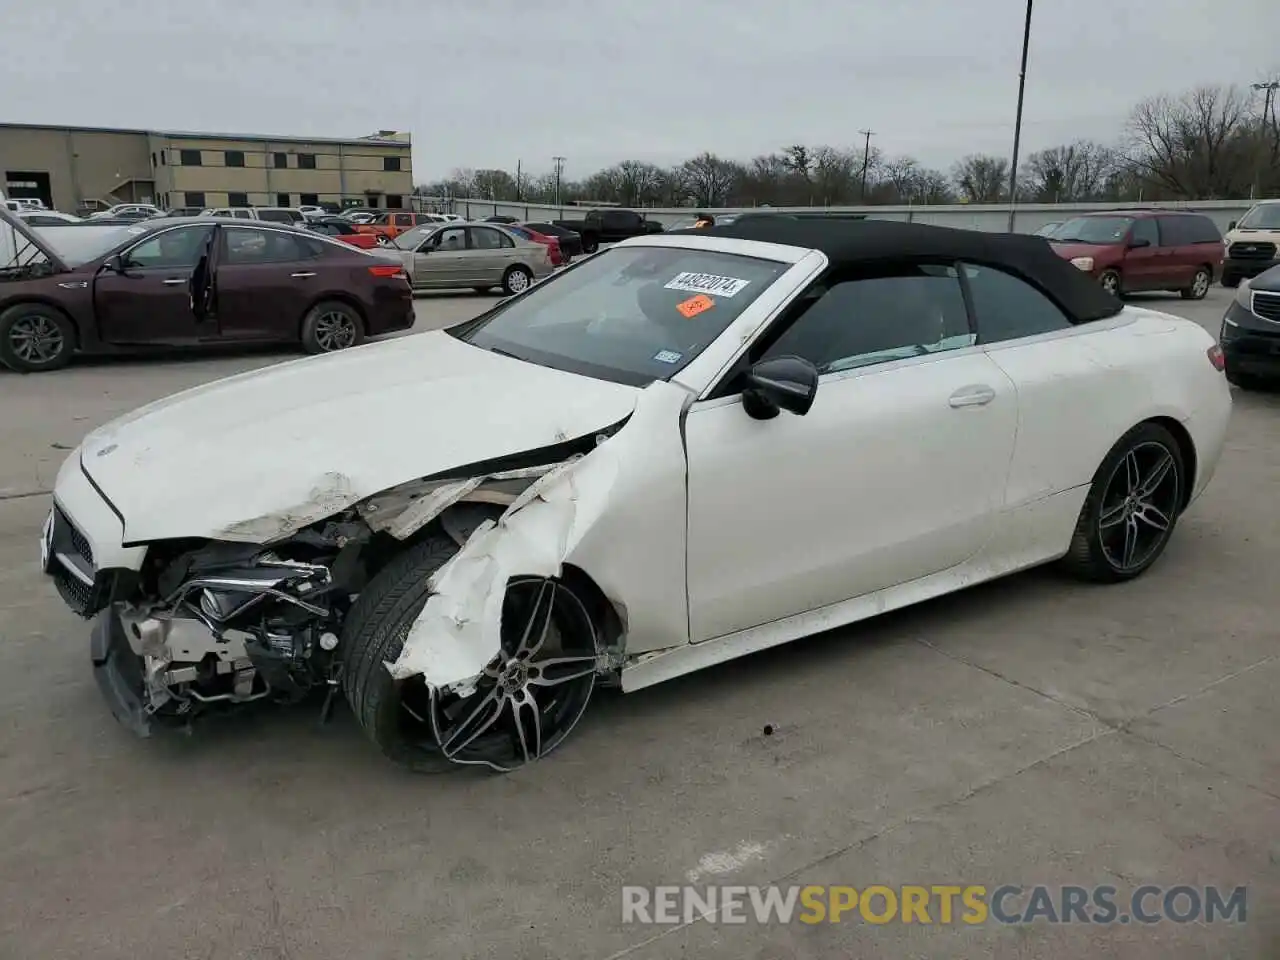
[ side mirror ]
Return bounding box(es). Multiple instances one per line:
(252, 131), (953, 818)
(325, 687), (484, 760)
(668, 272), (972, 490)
(1128, 237), (1150, 249)
(741, 356), (819, 420)
(1228, 220), (1237, 231)
(103, 254), (125, 274)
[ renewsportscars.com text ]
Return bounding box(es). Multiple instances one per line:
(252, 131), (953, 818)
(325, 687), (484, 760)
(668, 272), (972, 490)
(621, 884), (1248, 926)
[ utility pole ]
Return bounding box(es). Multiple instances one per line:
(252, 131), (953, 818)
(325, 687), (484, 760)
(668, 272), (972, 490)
(552, 155), (566, 208)
(859, 130), (875, 203)
(516, 159), (522, 201)
(1006, 0), (1034, 232)
(1251, 81), (1279, 197)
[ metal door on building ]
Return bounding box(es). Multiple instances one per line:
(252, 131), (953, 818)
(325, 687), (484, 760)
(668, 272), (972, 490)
(4, 171), (53, 208)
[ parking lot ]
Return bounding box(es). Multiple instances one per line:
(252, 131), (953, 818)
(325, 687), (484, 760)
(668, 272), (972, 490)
(1, 287), (1277, 958)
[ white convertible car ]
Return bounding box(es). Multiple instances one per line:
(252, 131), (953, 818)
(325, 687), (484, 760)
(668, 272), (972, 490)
(41, 219), (1232, 771)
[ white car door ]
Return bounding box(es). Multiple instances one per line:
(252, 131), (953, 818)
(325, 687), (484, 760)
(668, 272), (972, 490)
(683, 264), (1019, 643)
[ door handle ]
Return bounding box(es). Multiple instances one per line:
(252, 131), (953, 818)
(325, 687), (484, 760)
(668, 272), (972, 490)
(949, 385), (996, 408)
(161, 278), (187, 285)
(291, 271), (317, 278)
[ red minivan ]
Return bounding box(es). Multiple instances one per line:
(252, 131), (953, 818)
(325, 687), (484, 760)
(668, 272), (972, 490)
(1047, 210), (1223, 300)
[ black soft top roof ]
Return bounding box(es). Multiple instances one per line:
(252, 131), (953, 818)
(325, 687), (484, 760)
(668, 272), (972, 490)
(679, 217), (1123, 324)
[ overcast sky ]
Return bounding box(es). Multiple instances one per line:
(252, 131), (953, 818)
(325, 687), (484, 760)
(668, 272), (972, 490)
(4, 0), (1276, 181)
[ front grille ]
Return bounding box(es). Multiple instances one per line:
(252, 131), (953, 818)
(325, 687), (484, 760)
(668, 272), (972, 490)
(53, 567), (95, 615)
(59, 508), (93, 565)
(1228, 241), (1278, 260)
(1251, 291), (1280, 323)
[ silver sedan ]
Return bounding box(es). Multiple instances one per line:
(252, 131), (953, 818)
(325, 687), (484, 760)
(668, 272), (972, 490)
(384, 222), (554, 295)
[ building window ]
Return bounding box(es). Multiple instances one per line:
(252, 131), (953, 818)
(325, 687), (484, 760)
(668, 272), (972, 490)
(179, 149), (203, 166)
(383, 156), (402, 172)
(299, 193), (319, 206)
(273, 152), (288, 169)
(228, 192), (249, 207)
(185, 191), (206, 208)
(386, 194), (403, 208)
(151, 152), (157, 168)
(276, 193), (290, 207)
(225, 150), (245, 167)
(298, 153), (316, 169)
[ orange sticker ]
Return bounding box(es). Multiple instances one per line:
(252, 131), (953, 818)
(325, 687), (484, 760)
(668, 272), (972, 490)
(677, 294), (715, 319)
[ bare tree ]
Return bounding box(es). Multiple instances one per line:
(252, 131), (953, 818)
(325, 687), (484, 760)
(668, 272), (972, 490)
(473, 168), (518, 200)
(952, 154), (1009, 202)
(810, 146), (859, 205)
(1022, 141), (1117, 202)
(1125, 85), (1256, 198)
(679, 152), (743, 207)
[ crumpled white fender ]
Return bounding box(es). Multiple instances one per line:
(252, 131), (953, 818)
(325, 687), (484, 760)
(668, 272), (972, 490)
(387, 443), (621, 692)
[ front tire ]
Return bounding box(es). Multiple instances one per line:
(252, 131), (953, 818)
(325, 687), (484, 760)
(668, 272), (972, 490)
(1181, 267), (1212, 300)
(0, 303), (75, 372)
(1060, 422), (1185, 583)
(341, 535), (602, 772)
(1098, 270), (1122, 297)
(300, 300), (364, 354)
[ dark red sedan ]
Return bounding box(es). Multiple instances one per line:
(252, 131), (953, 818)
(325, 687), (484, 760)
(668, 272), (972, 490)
(0, 212), (415, 372)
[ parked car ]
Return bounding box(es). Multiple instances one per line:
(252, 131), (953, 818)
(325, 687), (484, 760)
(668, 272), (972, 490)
(383, 221), (554, 294)
(17, 210), (83, 225)
(202, 207), (304, 225)
(1219, 266), (1280, 389)
(1048, 210), (1223, 299)
(305, 216), (390, 249)
(339, 208), (380, 223)
(89, 204), (163, 222)
(505, 224), (564, 265)
(5, 198), (46, 213)
(297, 204), (326, 219)
(0, 210), (413, 372)
(1033, 221), (1063, 238)
(353, 210), (445, 239)
(36, 217), (1230, 769)
(1220, 200), (1280, 287)
(552, 208), (664, 253)
(484, 215), (519, 224)
(165, 207), (207, 218)
(520, 221), (584, 258)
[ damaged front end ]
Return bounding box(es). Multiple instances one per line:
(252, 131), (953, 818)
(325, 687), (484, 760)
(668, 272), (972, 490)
(89, 423), (629, 743)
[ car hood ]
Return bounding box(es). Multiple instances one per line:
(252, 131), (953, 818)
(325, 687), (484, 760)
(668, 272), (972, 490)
(79, 331), (641, 545)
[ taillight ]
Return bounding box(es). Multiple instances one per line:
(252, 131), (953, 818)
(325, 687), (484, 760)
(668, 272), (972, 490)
(368, 264), (407, 280)
(1206, 344), (1225, 371)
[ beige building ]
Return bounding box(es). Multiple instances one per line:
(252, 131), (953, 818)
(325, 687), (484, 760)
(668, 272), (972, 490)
(0, 123), (413, 213)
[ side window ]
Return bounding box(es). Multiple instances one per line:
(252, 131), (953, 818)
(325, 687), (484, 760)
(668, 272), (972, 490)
(429, 227), (466, 251)
(122, 226), (214, 269)
(1187, 215), (1222, 244)
(761, 264), (974, 374)
(962, 262), (1073, 343)
(223, 228), (310, 264)
(1132, 218), (1160, 247)
(393, 213), (414, 227)
(471, 227), (510, 250)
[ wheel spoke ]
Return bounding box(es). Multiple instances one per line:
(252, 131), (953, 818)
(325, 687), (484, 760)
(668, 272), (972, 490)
(509, 688), (542, 763)
(527, 655), (599, 687)
(1122, 451), (1141, 496)
(1122, 516), (1140, 568)
(1099, 500), (1127, 529)
(515, 580), (555, 657)
(1137, 452), (1173, 499)
(438, 686), (505, 758)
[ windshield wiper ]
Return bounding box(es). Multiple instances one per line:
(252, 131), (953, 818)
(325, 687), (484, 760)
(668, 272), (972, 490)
(488, 346), (525, 361)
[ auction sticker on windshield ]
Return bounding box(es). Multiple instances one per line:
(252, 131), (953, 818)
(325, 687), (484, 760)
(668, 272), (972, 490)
(664, 272), (750, 297)
(676, 294), (715, 319)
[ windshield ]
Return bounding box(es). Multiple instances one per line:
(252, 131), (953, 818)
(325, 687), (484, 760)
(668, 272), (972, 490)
(1051, 216), (1134, 244)
(1237, 204), (1280, 230)
(1033, 222), (1062, 237)
(454, 245), (790, 386)
(35, 224), (145, 266)
(391, 225), (435, 250)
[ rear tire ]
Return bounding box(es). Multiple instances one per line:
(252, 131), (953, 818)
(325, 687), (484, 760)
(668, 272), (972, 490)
(0, 303), (75, 372)
(1059, 422), (1185, 583)
(581, 236), (600, 254)
(1180, 267), (1212, 300)
(300, 300), (364, 354)
(501, 265), (533, 296)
